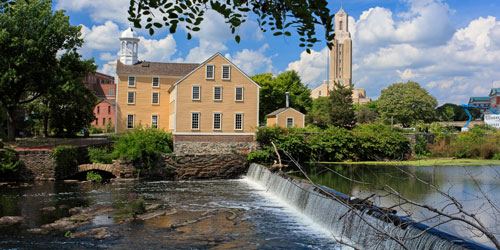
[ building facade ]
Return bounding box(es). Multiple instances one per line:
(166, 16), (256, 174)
(115, 27), (260, 143)
(310, 7), (371, 105)
(83, 72), (116, 129)
(468, 88), (500, 114)
(266, 108), (305, 128)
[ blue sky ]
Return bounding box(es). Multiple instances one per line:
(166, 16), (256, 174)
(54, 0), (500, 105)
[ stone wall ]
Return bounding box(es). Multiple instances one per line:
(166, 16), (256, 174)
(16, 150), (55, 181)
(174, 141), (260, 156)
(161, 153), (248, 180)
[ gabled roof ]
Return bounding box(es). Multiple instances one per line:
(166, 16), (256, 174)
(266, 107), (304, 117)
(170, 52), (261, 90)
(97, 98), (116, 106)
(490, 88), (500, 96)
(116, 60), (199, 76)
(469, 97), (490, 102)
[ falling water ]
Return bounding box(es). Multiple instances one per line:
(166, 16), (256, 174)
(245, 163), (494, 250)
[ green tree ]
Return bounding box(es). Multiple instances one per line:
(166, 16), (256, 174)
(443, 106), (455, 122)
(306, 97), (330, 128)
(327, 82), (356, 129)
(378, 81), (438, 127)
(0, 0), (84, 141)
(128, 0), (335, 52)
(252, 71), (312, 123)
(436, 103), (481, 121)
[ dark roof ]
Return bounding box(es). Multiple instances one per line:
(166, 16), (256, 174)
(469, 97), (489, 102)
(98, 98), (116, 106)
(266, 107), (306, 117)
(116, 60), (199, 76)
(490, 88), (500, 96)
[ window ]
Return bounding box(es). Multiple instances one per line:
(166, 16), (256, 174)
(339, 21), (343, 30)
(339, 44), (342, 48)
(206, 65), (214, 79)
(128, 76), (135, 87)
(127, 91), (135, 104)
(97, 106), (100, 114)
(319, 90), (322, 96)
(235, 113), (243, 130)
(214, 86), (222, 101)
(152, 92), (159, 104)
(191, 112), (200, 130)
(339, 51), (342, 55)
(151, 115), (158, 129)
(339, 67), (342, 72)
(152, 77), (159, 88)
(287, 117), (294, 128)
(102, 118), (106, 126)
(109, 89), (115, 96)
(95, 119), (98, 125)
(213, 113), (222, 130)
(127, 114), (134, 129)
(192, 85), (201, 100)
(339, 59), (342, 63)
(222, 65), (231, 80)
(108, 106), (111, 114)
(235, 87), (244, 101)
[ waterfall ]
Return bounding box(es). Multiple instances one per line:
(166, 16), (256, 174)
(246, 163), (493, 250)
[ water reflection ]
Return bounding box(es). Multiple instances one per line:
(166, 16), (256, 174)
(300, 164), (500, 247)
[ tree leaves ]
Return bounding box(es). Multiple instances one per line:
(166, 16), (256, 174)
(128, 0), (334, 52)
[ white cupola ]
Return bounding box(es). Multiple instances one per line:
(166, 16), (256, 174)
(119, 24), (140, 65)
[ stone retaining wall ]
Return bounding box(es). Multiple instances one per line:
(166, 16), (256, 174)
(16, 150), (55, 181)
(174, 141), (260, 156)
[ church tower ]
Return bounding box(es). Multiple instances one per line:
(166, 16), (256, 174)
(330, 7), (352, 87)
(119, 25), (139, 65)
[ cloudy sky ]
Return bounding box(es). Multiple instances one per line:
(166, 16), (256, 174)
(54, 0), (500, 105)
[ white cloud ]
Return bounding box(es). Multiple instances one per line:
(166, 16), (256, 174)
(80, 21), (121, 51)
(99, 61), (117, 83)
(56, 0), (129, 25)
(286, 47), (329, 87)
(397, 68), (420, 80)
(225, 44), (274, 75)
(138, 35), (177, 62)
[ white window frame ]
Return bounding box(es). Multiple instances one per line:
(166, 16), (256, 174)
(152, 77), (160, 88)
(151, 114), (159, 129)
(191, 112), (200, 130)
(286, 117), (294, 128)
(192, 85), (201, 101)
(127, 114), (135, 129)
(235, 87), (244, 102)
(152, 92), (160, 105)
(234, 113), (243, 131)
(213, 86), (222, 101)
(128, 76), (135, 87)
(222, 65), (231, 80)
(127, 91), (135, 104)
(213, 112), (222, 130)
(206, 65), (215, 79)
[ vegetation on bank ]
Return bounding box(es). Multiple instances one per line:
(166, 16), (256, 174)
(320, 159), (500, 167)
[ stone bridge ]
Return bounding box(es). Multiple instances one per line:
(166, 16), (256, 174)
(62, 162), (136, 179)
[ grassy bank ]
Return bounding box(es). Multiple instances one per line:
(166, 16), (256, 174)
(318, 159), (500, 167)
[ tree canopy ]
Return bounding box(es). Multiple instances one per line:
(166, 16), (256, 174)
(307, 82), (356, 129)
(252, 71), (312, 123)
(436, 103), (481, 121)
(128, 0), (334, 52)
(0, 0), (89, 140)
(378, 81), (438, 127)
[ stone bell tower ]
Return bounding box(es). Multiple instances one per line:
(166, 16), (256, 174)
(330, 7), (352, 87)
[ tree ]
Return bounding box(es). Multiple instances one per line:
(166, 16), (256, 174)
(0, 0), (84, 141)
(128, 0), (335, 52)
(378, 81), (438, 127)
(436, 103), (481, 121)
(26, 52), (97, 137)
(252, 71), (312, 123)
(306, 97), (330, 128)
(327, 82), (356, 129)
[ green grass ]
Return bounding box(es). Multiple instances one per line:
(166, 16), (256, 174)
(317, 159), (500, 167)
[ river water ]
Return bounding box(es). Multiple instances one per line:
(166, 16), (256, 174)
(0, 178), (341, 249)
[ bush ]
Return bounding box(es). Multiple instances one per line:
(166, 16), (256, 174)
(86, 171), (103, 183)
(255, 126), (310, 161)
(88, 125), (103, 134)
(88, 147), (113, 164)
(308, 126), (355, 162)
(0, 142), (19, 173)
(353, 124), (411, 161)
(53, 145), (78, 177)
(414, 135), (431, 157)
(247, 150), (272, 163)
(113, 128), (173, 169)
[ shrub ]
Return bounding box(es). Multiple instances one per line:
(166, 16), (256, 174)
(255, 126), (310, 161)
(88, 125), (103, 134)
(86, 171), (103, 183)
(308, 126), (355, 162)
(113, 128), (173, 169)
(105, 120), (114, 133)
(0, 143), (19, 173)
(53, 145), (78, 177)
(414, 135), (431, 157)
(353, 124), (411, 161)
(247, 150), (272, 163)
(88, 147), (113, 164)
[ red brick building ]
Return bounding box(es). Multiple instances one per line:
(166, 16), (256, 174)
(84, 72), (116, 130)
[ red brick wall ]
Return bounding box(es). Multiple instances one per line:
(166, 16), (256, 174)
(93, 101), (115, 129)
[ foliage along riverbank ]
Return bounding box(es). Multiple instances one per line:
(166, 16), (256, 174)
(318, 158), (500, 167)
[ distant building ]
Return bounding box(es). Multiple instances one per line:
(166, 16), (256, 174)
(310, 7), (371, 105)
(83, 72), (116, 130)
(468, 87), (500, 114)
(266, 93), (305, 128)
(115, 26), (260, 143)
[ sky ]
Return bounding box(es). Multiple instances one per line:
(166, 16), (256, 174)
(53, 0), (500, 105)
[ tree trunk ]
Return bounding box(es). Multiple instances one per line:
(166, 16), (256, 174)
(5, 107), (16, 142)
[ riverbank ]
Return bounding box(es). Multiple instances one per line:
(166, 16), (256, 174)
(318, 158), (500, 166)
